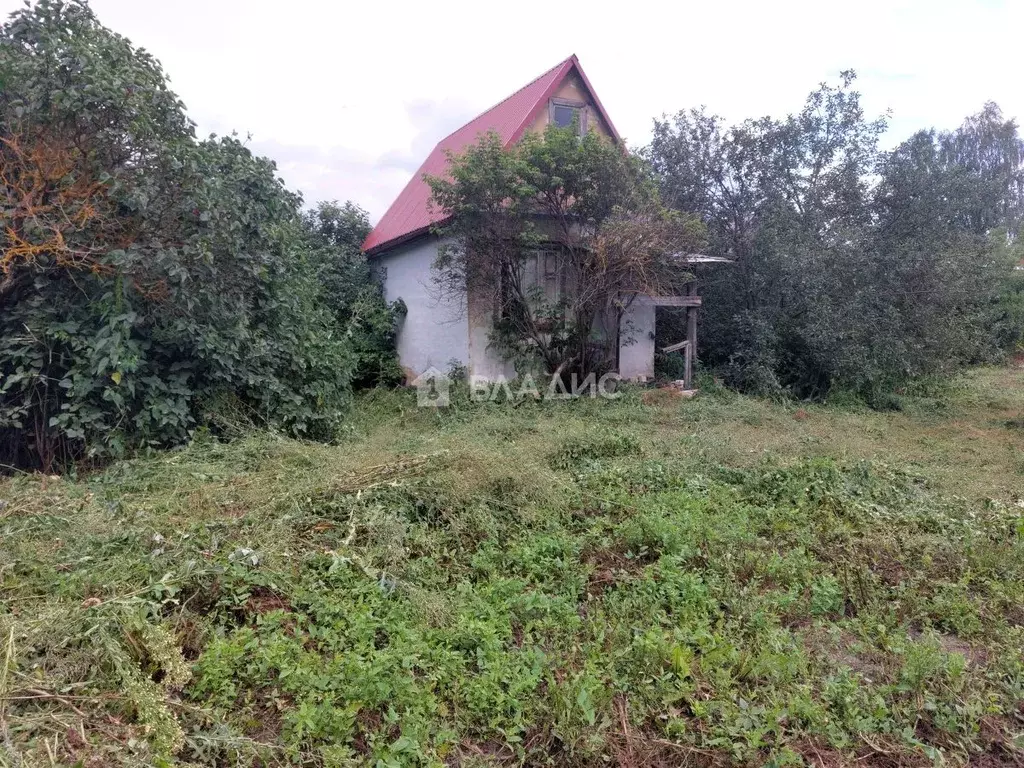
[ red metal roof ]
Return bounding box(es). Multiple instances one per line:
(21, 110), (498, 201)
(362, 54), (620, 255)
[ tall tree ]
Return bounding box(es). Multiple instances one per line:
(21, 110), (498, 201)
(647, 73), (1020, 399)
(0, 1), (361, 469)
(428, 125), (705, 377)
(871, 105), (1024, 370)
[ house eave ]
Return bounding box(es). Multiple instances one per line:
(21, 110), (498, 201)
(363, 224), (443, 258)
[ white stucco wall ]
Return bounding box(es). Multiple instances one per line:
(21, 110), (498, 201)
(466, 279), (517, 381)
(374, 238), (469, 380)
(618, 296), (656, 380)
(467, 318), (517, 380)
(375, 239), (660, 382)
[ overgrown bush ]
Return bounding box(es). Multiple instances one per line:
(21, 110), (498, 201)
(302, 201), (406, 389)
(992, 236), (1024, 355)
(648, 73), (1023, 400)
(0, 1), (396, 470)
(428, 125), (706, 378)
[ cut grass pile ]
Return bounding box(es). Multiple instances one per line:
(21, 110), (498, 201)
(1, 367), (1023, 767)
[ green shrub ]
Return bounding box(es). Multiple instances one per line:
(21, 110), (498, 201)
(649, 79), (1022, 401)
(0, 2), (395, 469)
(303, 201), (406, 389)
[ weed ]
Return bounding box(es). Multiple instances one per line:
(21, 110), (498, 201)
(1, 366), (1023, 766)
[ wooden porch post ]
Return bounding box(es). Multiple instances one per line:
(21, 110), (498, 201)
(685, 281), (697, 390)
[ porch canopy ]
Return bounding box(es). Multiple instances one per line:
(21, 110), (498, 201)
(618, 254), (732, 389)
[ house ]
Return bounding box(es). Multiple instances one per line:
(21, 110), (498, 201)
(362, 54), (701, 385)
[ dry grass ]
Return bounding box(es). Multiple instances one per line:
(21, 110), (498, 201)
(647, 366), (1024, 503)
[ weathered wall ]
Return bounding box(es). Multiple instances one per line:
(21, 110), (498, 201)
(376, 238), (658, 382)
(375, 238), (469, 380)
(375, 237), (517, 381)
(618, 296), (656, 380)
(466, 277), (517, 381)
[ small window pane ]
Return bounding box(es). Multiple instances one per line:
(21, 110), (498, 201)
(544, 251), (558, 277)
(553, 104), (577, 128)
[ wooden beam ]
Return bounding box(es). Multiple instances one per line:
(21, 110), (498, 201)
(661, 340), (689, 354)
(685, 281), (697, 389)
(650, 295), (701, 307)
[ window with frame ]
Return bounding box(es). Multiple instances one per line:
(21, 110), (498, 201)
(494, 249), (566, 323)
(550, 98), (586, 135)
(540, 249), (563, 304)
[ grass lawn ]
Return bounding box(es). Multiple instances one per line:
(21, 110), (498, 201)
(1, 367), (1023, 767)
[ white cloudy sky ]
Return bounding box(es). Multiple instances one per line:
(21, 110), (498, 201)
(6, 0), (1021, 222)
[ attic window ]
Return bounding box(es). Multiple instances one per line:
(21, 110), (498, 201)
(550, 98), (586, 134)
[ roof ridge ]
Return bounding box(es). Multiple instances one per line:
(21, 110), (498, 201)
(364, 53), (627, 255)
(433, 54), (576, 145)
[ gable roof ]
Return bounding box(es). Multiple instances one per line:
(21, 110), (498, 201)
(362, 54), (621, 255)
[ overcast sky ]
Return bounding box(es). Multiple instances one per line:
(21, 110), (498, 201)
(5, 0), (1021, 222)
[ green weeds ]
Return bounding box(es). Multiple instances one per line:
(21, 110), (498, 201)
(1, 369), (1023, 766)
